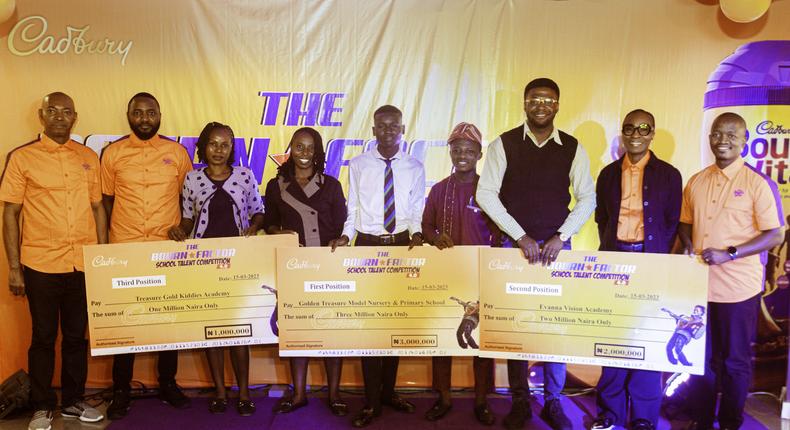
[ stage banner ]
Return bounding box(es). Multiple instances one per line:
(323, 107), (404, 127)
(479, 248), (709, 375)
(82, 234), (298, 356)
(276, 246), (480, 357)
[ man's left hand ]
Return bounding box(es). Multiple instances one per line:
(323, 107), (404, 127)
(409, 233), (424, 250)
(701, 248), (730, 265)
(540, 235), (565, 266)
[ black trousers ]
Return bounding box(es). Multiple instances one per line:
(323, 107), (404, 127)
(24, 267), (88, 409)
(507, 359), (530, 399)
(112, 350), (179, 392)
(691, 294), (760, 429)
(354, 231), (410, 410)
(432, 356), (494, 401)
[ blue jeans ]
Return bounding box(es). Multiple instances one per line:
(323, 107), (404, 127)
(502, 236), (570, 401)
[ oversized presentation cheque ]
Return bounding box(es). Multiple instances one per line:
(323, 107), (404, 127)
(276, 246), (481, 357)
(83, 234), (298, 356)
(479, 248), (709, 375)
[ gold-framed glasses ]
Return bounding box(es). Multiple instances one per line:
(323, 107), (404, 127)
(525, 97), (558, 107)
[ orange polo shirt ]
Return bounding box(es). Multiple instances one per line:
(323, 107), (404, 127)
(616, 152), (650, 242)
(100, 134), (192, 243)
(680, 158), (784, 303)
(0, 135), (101, 273)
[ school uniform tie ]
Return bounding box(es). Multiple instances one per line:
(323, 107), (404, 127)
(383, 158), (396, 233)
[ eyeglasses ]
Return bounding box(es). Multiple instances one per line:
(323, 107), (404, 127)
(709, 132), (742, 142)
(525, 97), (558, 107)
(622, 123), (653, 137)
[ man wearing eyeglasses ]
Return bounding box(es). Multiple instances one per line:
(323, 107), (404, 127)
(592, 109), (682, 430)
(678, 112), (784, 430)
(477, 78), (595, 430)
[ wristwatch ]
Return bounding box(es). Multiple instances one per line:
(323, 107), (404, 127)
(557, 232), (570, 242)
(726, 246), (738, 260)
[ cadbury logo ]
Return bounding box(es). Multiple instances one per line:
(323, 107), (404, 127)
(92, 255), (128, 268)
(756, 121), (790, 136)
(7, 16), (133, 66)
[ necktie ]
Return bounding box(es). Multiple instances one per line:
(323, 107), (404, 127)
(383, 158), (396, 233)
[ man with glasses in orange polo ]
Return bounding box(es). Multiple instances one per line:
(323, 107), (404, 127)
(592, 109), (682, 430)
(477, 78), (595, 430)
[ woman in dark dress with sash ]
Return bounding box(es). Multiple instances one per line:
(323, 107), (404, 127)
(263, 127), (348, 416)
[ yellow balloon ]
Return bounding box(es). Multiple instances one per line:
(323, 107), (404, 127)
(720, 0), (771, 23)
(0, 0), (14, 23)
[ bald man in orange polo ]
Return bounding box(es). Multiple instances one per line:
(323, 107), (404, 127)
(679, 112), (784, 430)
(1, 92), (108, 430)
(101, 92), (193, 420)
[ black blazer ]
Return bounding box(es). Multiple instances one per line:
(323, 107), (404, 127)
(595, 151), (682, 253)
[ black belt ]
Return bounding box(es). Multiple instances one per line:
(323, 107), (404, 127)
(616, 241), (644, 252)
(356, 230), (410, 245)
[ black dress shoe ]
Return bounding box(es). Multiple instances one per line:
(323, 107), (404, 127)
(685, 421), (713, 430)
(474, 403), (496, 426)
(107, 389), (131, 420)
(352, 407), (381, 428)
(424, 400), (452, 421)
(540, 399), (571, 430)
(630, 419), (654, 430)
(503, 397), (532, 430)
(274, 397), (308, 414)
(237, 399), (256, 416)
(159, 382), (191, 409)
(591, 415), (614, 430)
(329, 399), (348, 417)
(208, 398), (227, 414)
(382, 393), (415, 413)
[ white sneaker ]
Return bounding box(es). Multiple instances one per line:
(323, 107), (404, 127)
(61, 400), (105, 422)
(28, 410), (53, 430)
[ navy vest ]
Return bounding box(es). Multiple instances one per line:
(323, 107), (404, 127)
(499, 125), (577, 241)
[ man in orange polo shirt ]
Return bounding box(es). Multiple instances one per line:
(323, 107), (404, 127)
(1, 92), (108, 430)
(679, 112), (784, 430)
(593, 109), (682, 430)
(101, 92), (193, 420)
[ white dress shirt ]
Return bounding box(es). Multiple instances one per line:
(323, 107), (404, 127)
(476, 122), (596, 242)
(342, 146), (426, 238)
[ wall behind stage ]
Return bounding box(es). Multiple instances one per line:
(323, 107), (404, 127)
(0, 0), (788, 388)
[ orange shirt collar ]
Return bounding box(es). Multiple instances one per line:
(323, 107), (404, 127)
(129, 133), (159, 147)
(40, 133), (80, 152)
(621, 151), (650, 171)
(717, 157), (745, 180)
